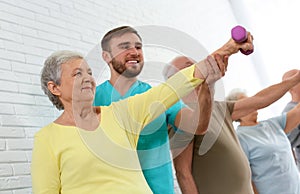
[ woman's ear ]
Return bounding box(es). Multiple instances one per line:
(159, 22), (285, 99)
(102, 51), (112, 64)
(47, 81), (61, 96)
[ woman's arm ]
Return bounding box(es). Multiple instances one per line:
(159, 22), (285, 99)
(232, 70), (300, 121)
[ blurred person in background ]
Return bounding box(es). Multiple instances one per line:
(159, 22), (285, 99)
(229, 87), (300, 194)
(282, 69), (300, 172)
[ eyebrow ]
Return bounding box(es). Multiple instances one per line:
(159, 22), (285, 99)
(117, 41), (143, 47)
(72, 67), (92, 72)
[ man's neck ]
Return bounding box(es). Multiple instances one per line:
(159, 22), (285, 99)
(109, 75), (137, 96)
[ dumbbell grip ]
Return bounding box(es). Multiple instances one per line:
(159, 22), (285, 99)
(231, 25), (253, 55)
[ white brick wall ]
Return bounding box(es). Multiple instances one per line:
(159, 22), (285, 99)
(0, 0), (238, 193)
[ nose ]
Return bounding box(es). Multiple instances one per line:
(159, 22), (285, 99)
(83, 78), (91, 83)
(128, 47), (139, 56)
(82, 72), (94, 82)
(82, 75), (95, 87)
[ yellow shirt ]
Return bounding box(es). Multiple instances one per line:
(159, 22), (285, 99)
(31, 65), (202, 194)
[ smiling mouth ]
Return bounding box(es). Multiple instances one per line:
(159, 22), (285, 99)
(126, 60), (140, 68)
(81, 87), (93, 91)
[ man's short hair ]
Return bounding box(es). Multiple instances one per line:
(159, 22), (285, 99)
(101, 26), (142, 52)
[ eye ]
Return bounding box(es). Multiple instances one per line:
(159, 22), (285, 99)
(135, 45), (142, 50)
(120, 45), (130, 50)
(73, 71), (82, 77)
(88, 71), (92, 76)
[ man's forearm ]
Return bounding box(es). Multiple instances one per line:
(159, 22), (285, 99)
(175, 83), (212, 135)
(211, 33), (253, 58)
(173, 141), (199, 194)
(194, 35), (253, 83)
(194, 83), (212, 135)
(176, 172), (199, 194)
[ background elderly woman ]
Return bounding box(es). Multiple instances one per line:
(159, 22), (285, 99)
(228, 87), (300, 194)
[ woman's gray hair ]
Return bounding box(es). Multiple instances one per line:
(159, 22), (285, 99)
(41, 50), (84, 110)
(226, 88), (247, 122)
(226, 88), (247, 101)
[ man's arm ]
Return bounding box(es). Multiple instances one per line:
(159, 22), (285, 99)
(194, 33), (253, 80)
(173, 141), (199, 194)
(174, 82), (212, 135)
(211, 33), (253, 61)
(231, 70), (300, 121)
(174, 33), (252, 134)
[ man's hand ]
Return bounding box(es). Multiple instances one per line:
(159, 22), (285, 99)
(194, 31), (253, 83)
(285, 70), (300, 84)
(212, 32), (254, 61)
(195, 55), (227, 85)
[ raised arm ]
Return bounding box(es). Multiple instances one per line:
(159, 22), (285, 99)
(173, 35), (252, 135)
(174, 57), (218, 135)
(187, 34), (252, 134)
(122, 33), (253, 134)
(194, 32), (254, 80)
(211, 32), (253, 62)
(231, 70), (300, 121)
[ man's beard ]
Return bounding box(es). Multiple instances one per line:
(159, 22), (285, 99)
(111, 58), (144, 78)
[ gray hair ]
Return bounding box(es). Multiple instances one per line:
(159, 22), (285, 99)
(226, 88), (247, 101)
(163, 56), (196, 80)
(226, 88), (247, 122)
(40, 50), (84, 110)
(162, 64), (178, 80)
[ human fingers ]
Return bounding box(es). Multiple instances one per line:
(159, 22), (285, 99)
(213, 54), (226, 76)
(239, 32), (254, 54)
(205, 56), (222, 84)
(204, 56), (215, 77)
(224, 55), (229, 70)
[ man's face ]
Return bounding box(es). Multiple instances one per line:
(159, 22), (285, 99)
(108, 33), (144, 78)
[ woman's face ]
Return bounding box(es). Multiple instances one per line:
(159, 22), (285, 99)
(56, 58), (96, 107)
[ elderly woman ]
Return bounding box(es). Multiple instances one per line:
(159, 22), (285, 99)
(228, 88), (300, 194)
(31, 34), (252, 193)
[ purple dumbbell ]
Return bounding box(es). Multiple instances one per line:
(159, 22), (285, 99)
(231, 25), (253, 55)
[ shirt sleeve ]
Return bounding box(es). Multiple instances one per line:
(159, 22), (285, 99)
(268, 113), (287, 132)
(31, 133), (60, 194)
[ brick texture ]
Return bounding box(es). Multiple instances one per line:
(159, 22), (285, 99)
(0, 0), (237, 193)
